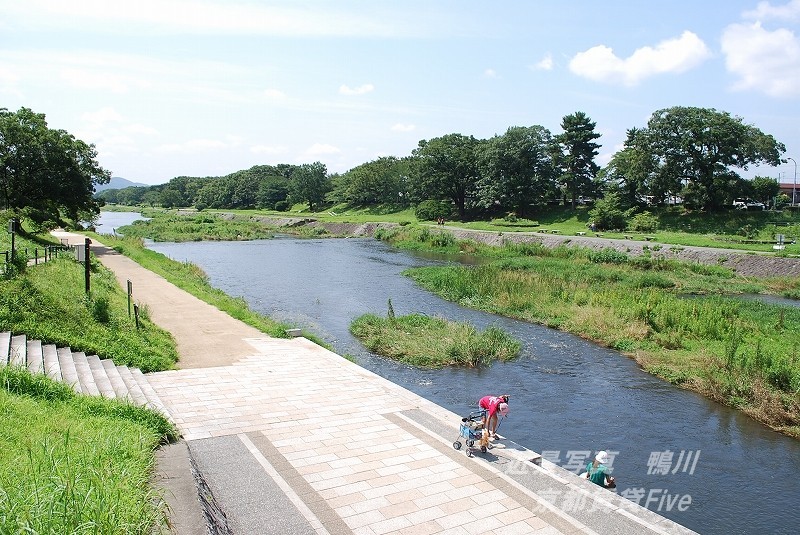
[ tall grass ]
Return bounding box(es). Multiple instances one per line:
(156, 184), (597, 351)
(350, 313), (520, 368)
(0, 367), (176, 534)
(117, 212), (279, 242)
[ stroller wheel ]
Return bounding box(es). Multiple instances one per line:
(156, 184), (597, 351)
(467, 449), (473, 457)
(453, 441), (462, 450)
(466, 439), (474, 447)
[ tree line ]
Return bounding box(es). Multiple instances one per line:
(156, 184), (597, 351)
(100, 106), (785, 220)
(1, 105), (786, 228)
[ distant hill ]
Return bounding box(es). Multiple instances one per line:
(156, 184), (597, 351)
(95, 177), (149, 192)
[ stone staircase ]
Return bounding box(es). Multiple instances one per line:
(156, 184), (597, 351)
(0, 331), (170, 417)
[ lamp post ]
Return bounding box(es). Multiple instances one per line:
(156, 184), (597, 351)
(788, 157), (797, 206)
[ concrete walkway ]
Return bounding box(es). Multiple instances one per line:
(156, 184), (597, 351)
(51, 230), (696, 535)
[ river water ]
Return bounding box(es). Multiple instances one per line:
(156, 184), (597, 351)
(100, 213), (798, 535)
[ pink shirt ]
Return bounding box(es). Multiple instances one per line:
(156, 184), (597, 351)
(479, 395), (503, 417)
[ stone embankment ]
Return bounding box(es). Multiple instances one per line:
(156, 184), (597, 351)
(252, 215), (800, 278)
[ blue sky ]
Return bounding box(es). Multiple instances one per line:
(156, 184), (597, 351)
(2, 1), (799, 186)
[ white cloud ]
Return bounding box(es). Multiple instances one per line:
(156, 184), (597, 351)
(484, 68), (497, 78)
(569, 31), (712, 86)
(531, 54), (553, 71)
(126, 123), (160, 136)
(60, 67), (138, 93)
(721, 21), (800, 97)
(305, 143), (341, 156)
(391, 123), (416, 132)
(81, 107), (124, 125)
(0, 63), (20, 85)
(75, 107), (159, 156)
(157, 139), (229, 153)
(250, 144), (287, 155)
(339, 83), (374, 96)
(264, 88), (286, 99)
(3, 0), (400, 37)
(743, 0), (800, 22)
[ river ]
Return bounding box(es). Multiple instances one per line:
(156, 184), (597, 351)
(101, 213), (799, 535)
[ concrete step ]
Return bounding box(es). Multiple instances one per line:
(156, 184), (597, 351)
(57, 346), (80, 391)
(4, 332), (168, 415)
(42, 344), (61, 381)
(87, 355), (115, 398)
(10, 335), (26, 367)
(117, 366), (149, 406)
(0, 331), (10, 365)
(26, 339), (44, 374)
(131, 368), (170, 417)
(73, 352), (101, 397)
(102, 358), (131, 400)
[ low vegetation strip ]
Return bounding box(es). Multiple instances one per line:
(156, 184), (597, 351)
(374, 225), (800, 438)
(117, 212), (280, 242)
(350, 311), (521, 368)
(0, 366), (176, 534)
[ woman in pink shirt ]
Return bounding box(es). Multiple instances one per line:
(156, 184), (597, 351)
(478, 394), (509, 438)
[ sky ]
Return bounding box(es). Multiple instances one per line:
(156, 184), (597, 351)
(1, 0), (799, 186)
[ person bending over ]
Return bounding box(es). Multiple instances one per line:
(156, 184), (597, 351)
(478, 394), (509, 439)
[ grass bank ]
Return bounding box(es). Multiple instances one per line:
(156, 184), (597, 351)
(0, 256), (178, 372)
(350, 309), (520, 368)
(0, 366), (176, 534)
(374, 225), (800, 438)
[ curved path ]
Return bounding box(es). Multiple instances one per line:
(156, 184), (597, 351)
(52, 230), (695, 535)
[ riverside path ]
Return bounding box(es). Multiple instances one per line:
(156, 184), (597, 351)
(52, 230), (696, 535)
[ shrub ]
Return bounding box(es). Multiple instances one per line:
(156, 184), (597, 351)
(415, 200), (451, 221)
(274, 200), (291, 212)
(628, 211), (659, 232)
(588, 248), (629, 265)
(588, 189), (629, 230)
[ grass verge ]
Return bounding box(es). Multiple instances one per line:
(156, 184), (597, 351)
(0, 366), (176, 534)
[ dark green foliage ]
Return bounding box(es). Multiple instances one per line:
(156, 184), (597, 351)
(628, 211), (659, 232)
(0, 107), (110, 220)
(588, 189), (630, 230)
(588, 248), (629, 265)
(415, 199), (452, 221)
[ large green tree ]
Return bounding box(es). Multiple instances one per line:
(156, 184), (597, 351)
(329, 156), (411, 207)
(476, 126), (557, 218)
(290, 161), (330, 211)
(556, 112), (601, 208)
(750, 176), (781, 207)
(0, 107), (110, 222)
(610, 107), (785, 211)
(411, 134), (480, 220)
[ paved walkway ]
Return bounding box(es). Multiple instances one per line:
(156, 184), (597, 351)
(52, 230), (696, 535)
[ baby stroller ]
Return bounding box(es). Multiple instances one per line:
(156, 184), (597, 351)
(453, 409), (489, 457)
